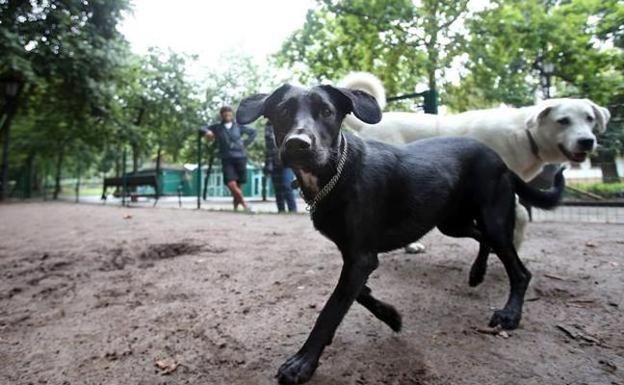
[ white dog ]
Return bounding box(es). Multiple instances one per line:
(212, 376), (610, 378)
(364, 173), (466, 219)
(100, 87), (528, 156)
(340, 72), (611, 251)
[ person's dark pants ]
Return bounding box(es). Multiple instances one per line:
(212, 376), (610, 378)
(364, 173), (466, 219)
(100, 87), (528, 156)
(222, 157), (247, 209)
(222, 157), (247, 184)
(271, 167), (297, 212)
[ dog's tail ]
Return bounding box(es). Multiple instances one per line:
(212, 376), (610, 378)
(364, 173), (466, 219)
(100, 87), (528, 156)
(512, 167), (566, 210)
(338, 72), (386, 131)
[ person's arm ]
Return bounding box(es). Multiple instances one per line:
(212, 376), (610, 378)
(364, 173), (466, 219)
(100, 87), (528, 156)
(200, 125), (216, 140)
(242, 125), (257, 147)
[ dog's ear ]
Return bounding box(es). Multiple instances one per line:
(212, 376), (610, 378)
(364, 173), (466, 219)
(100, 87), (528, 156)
(585, 99), (610, 133)
(320, 85), (382, 124)
(237, 93), (269, 124)
(237, 84), (293, 124)
(525, 105), (554, 129)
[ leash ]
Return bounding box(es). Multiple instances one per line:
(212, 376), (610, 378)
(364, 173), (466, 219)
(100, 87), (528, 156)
(525, 130), (541, 160)
(303, 133), (349, 215)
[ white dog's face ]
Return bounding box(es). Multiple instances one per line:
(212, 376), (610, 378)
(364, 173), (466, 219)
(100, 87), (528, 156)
(526, 99), (611, 163)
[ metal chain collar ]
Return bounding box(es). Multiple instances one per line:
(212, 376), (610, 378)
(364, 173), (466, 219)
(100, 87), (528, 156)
(305, 133), (349, 215)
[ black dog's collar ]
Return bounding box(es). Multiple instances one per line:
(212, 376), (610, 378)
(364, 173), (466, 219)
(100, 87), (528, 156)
(303, 133), (349, 215)
(526, 130), (541, 160)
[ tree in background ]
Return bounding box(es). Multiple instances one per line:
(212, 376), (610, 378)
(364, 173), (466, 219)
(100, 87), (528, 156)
(455, 0), (624, 181)
(276, 0), (468, 109)
(455, 0), (623, 107)
(202, 51), (284, 164)
(2, 1), (206, 199)
(279, 0), (623, 182)
(0, 0), (131, 199)
(115, 48), (204, 174)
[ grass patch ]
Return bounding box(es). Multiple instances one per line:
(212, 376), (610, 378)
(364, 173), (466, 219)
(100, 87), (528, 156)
(568, 182), (624, 198)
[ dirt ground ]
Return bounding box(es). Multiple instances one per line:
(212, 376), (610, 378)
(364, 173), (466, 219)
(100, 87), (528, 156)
(0, 202), (622, 385)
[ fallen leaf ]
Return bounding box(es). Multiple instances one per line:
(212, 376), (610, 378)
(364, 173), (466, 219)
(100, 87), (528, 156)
(544, 273), (567, 281)
(155, 357), (179, 375)
(556, 324), (576, 340)
(472, 325), (501, 336)
(122, 213), (132, 220)
(585, 241), (596, 248)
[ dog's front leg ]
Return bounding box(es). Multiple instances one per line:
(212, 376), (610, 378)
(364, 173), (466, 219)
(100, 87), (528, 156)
(356, 285), (402, 332)
(277, 252), (378, 385)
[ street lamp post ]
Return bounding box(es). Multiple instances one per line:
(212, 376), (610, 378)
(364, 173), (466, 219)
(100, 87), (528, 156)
(0, 78), (22, 201)
(542, 62), (555, 99)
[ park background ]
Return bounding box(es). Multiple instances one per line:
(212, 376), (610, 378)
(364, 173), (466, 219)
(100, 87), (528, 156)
(1, 2), (624, 384)
(1, 0), (623, 203)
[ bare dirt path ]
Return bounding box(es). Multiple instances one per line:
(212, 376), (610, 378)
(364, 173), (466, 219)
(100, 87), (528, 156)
(0, 202), (622, 385)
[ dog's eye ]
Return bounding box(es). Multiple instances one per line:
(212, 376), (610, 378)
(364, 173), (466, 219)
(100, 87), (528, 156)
(586, 115), (594, 123)
(279, 106), (290, 117)
(556, 117), (570, 126)
(321, 107), (333, 118)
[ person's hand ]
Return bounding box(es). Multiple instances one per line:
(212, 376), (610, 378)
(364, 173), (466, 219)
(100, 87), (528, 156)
(204, 130), (215, 140)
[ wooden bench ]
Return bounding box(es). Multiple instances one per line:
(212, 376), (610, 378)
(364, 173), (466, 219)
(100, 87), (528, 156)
(102, 174), (161, 206)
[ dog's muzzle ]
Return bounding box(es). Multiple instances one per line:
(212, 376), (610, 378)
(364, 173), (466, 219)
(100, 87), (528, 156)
(281, 133), (317, 168)
(284, 134), (312, 152)
(576, 137), (595, 152)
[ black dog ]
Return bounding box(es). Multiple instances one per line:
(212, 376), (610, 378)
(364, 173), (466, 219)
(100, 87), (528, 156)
(237, 84), (564, 385)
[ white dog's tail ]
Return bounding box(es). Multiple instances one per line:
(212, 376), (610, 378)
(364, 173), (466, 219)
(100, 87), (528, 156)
(338, 72), (386, 131)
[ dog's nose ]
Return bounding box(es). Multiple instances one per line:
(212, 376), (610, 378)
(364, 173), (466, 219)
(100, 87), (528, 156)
(284, 134), (312, 151)
(577, 138), (595, 151)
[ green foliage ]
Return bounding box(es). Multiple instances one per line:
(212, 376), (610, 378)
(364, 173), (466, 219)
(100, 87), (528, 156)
(451, 0), (624, 109)
(569, 181), (624, 198)
(3, 0), (624, 197)
(275, 0), (468, 108)
(445, 0), (624, 164)
(121, 48), (204, 166)
(1, 0), (132, 197)
(201, 52), (282, 165)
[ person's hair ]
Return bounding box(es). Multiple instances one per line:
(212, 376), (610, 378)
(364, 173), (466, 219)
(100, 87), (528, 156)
(220, 106), (233, 115)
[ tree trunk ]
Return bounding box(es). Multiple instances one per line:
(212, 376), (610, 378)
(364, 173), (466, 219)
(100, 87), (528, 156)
(595, 151), (621, 183)
(0, 95), (20, 200)
(132, 142), (139, 173)
(115, 145), (121, 178)
(155, 144), (162, 198)
(600, 160), (621, 183)
(25, 152), (34, 199)
(0, 80), (24, 201)
(75, 161), (81, 203)
(53, 144), (65, 200)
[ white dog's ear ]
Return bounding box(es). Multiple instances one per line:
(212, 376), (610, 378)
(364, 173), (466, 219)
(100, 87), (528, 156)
(525, 105), (554, 129)
(585, 100), (611, 133)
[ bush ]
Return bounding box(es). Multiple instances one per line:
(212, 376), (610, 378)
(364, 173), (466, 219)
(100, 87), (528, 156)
(568, 182), (624, 198)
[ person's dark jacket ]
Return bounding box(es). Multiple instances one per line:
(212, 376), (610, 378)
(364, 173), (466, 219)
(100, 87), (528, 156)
(264, 123), (281, 173)
(207, 122), (256, 159)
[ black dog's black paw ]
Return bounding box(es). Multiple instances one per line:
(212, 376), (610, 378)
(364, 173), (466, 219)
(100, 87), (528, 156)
(276, 353), (319, 385)
(378, 303), (402, 332)
(488, 309), (521, 330)
(468, 262), (486, 287)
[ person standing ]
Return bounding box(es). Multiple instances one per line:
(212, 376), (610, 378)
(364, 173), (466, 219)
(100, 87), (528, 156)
(264, 122), (297, 213)
(203, 106), (257, 211)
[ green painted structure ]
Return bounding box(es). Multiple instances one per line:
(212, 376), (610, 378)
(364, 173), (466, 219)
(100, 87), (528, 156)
(132, 165), (273, 198)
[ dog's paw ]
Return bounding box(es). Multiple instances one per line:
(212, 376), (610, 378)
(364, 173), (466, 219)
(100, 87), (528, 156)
(405, 242), (426, 254)
(276, 352), (319, 385)
(468, 261), (487, 287)
(377, 303), (402, 332)
(488, 309), (521, 330)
